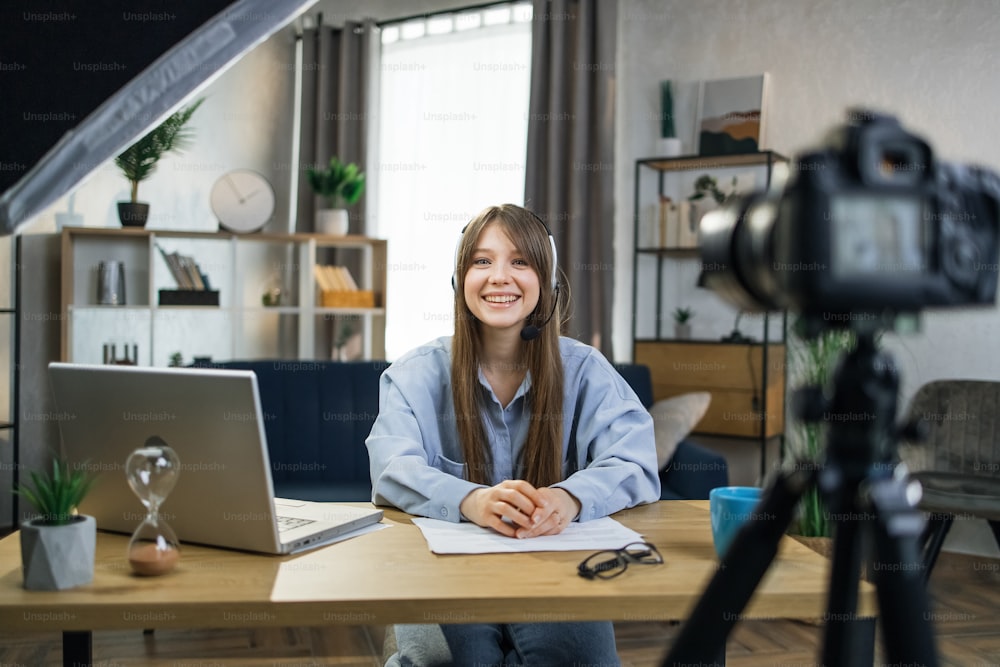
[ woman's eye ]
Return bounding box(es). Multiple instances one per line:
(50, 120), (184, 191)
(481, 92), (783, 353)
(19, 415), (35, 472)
(473, 258), (490, 266)
(513, 258), (528, 266)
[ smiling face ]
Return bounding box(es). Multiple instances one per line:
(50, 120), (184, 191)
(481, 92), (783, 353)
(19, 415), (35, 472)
(463, 221), (541, 336)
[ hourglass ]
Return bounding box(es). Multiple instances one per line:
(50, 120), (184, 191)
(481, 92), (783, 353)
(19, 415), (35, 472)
(125, 437), (181, 576)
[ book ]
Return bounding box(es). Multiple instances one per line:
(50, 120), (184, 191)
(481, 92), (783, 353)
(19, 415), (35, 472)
(155, 243), (210, 290)
(336, 266), (359, 291)
(313, 265), (333, 292)
(314, 265), (360, 292)
(179, 256), (205, 290)
(156, 244), (190, 288)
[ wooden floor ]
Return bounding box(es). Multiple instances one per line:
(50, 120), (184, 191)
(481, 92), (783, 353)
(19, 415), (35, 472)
(0, 550), (997, 666)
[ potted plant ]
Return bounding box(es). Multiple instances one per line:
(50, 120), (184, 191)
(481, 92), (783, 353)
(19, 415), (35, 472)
(14, 458), (97, 590)
(687, 173), (740, 228)
(306, 157), (366, 236)
(673, 306), (694, 339)
(689, 174), (727, 206)
(657, 79), (682, 157)
(114, 98), (204, 228)
(783, 319), (857, 543)
(334, 319), (355, 360)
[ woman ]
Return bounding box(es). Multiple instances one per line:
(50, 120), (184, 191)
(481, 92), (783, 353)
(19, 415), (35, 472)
(366, 204), (660, 666)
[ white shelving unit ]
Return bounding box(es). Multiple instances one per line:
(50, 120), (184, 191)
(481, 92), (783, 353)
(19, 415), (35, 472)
(60, 228), (386, 365)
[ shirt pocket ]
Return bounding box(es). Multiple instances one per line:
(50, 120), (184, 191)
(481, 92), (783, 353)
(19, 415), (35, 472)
(434, 453), (467, 479)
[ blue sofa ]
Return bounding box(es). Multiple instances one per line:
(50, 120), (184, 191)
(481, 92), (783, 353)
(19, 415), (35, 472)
(613, 364), (729, 500)
(194, 360), (727, 502)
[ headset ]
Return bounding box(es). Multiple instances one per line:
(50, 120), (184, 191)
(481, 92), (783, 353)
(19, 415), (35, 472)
(452, 209), (560, 341)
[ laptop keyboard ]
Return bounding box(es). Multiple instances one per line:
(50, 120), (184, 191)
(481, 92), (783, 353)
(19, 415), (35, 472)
(276, 515), (315, 532)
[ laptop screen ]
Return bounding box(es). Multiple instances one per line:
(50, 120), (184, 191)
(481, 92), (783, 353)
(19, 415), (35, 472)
(48, 362), (285, 552)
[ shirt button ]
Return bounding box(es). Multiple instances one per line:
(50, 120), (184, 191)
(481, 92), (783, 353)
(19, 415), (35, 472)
(440, 507), (449, 518)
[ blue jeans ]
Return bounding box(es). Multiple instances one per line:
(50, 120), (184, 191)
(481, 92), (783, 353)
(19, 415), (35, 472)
(395, 621), (620, 667)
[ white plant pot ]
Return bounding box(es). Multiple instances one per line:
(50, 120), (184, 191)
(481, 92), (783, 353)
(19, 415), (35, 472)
(316, 209), (350, 236)
(674, 323), (692, 340)
(657, 137), (683, 157)
(20, 515), (96, 590)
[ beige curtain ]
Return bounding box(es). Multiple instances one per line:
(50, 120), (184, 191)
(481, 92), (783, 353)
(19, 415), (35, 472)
(524, 0), (617, 357)
(296, 19), (376, 358)
(297, 19), (376, 234)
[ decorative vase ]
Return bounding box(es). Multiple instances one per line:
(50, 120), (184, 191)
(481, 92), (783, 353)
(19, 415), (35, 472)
(674, 323), (692, 339)
(657, 137), (683, 157)
(679, 197), (718, 248)
(690, 197), (718, 228)
(316, 209), (349, 236)
(20, 515), (97, 590)
(117, 202), (150, 228)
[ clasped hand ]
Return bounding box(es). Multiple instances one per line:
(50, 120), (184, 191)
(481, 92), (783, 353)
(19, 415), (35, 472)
(459, 480), (581, 538)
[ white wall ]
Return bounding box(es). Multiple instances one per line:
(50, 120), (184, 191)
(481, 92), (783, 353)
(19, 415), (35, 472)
(24, 25), (300, 235)
(614, 0), (1000, 410)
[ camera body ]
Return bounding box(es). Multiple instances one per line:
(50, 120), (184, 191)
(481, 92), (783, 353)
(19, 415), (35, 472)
(698, 111), (1000, 323)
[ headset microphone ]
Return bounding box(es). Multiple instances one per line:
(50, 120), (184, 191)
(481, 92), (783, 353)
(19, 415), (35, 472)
(520, 284), (560, 341)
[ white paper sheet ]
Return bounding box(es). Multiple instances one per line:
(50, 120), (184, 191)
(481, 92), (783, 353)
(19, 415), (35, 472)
(411, 516), (644, 554)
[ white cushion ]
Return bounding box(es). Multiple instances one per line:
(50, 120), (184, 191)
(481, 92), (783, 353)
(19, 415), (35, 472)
(649, 392), (712, 470)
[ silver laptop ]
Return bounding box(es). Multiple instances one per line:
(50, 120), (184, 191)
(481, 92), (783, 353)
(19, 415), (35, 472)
(47, 362), (383, 555)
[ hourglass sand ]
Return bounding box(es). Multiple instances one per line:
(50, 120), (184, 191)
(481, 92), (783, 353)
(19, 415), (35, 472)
(125, 438), (181, 576)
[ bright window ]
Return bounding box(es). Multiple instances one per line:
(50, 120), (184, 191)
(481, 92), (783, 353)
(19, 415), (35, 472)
(375, 3), (532, 359)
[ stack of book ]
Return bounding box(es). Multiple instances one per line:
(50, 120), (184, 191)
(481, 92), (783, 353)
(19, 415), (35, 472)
(156, 244), (220, 306)
(314, 265), (375, 308)
(658, 196), (699, 249)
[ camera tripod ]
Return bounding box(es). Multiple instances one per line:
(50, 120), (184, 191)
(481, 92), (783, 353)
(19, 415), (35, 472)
(662, 329), (939, 667)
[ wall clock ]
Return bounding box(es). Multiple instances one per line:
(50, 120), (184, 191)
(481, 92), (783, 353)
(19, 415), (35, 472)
(210, 169), (276, 233)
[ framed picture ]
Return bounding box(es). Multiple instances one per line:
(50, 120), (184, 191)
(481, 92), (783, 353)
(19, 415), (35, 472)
(695, 74), (769, 156)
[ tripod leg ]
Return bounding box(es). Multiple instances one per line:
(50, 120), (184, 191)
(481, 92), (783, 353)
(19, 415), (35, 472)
(661, 470), (807, 667)
(820, 517), (867, 666)
(868, 475), (940, 667)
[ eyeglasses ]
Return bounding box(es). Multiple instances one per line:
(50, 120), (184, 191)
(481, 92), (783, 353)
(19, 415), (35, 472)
(577, 541), (664, 579)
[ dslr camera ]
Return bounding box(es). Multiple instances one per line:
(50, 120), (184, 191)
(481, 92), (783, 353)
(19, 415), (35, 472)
(698, 110), (1000, 326)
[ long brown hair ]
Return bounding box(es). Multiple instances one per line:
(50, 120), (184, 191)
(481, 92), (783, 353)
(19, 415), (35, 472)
(451, 204), (564, 487)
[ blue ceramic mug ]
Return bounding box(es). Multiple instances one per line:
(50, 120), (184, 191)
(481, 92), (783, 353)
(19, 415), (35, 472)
(709, 486), (763, 558)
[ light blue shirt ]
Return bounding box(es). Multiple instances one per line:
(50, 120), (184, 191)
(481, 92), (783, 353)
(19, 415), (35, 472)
(366, 336), (660, 522)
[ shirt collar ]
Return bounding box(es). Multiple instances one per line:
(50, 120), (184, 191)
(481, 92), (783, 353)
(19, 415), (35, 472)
(476, 366), (533, 405)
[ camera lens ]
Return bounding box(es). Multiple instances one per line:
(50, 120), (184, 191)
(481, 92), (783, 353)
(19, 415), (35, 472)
(698, 190), (786, 312)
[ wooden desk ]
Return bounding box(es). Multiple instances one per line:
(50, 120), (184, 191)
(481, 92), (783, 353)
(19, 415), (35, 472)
(0, 501), (875, 661)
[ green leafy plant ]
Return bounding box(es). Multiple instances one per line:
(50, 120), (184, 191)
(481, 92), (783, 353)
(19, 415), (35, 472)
(14, 459), (95, 526)
(689, 175), (724, 203)
(307, 157), (366, 209)
(336, 320), (354, 348)
(688, 174), (740, 204)
(673, 307), (694, 324)
(115, 98), (204, 203)
(784, 319), (857, 537)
